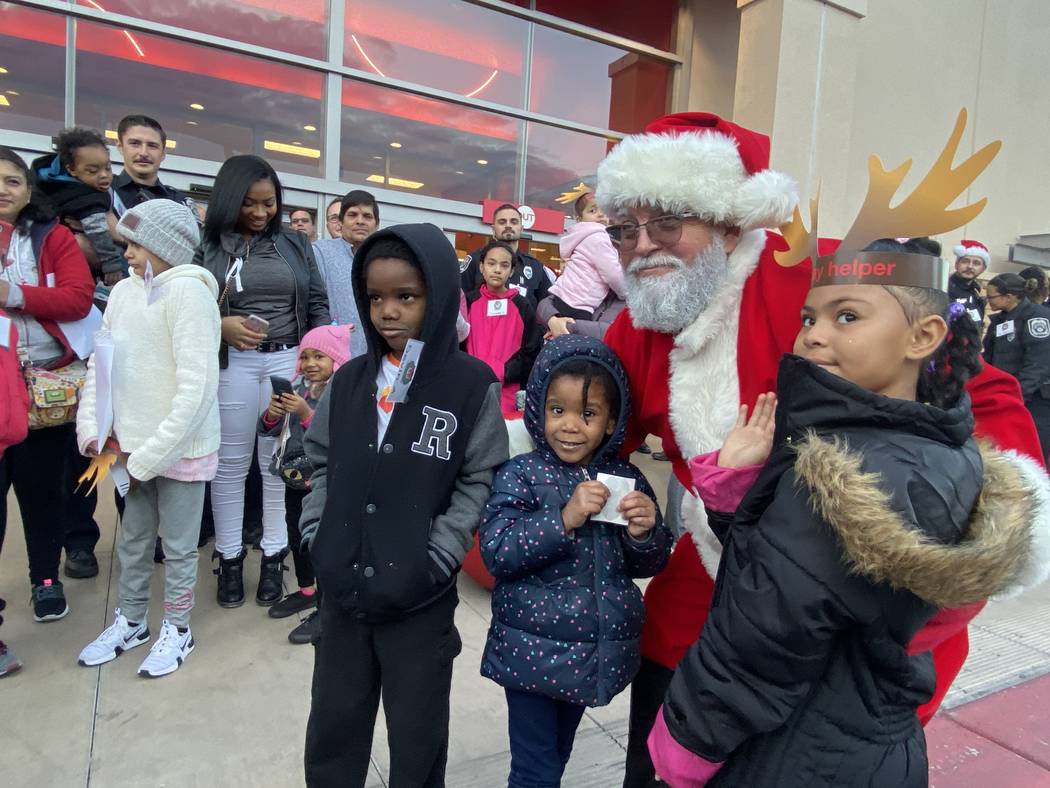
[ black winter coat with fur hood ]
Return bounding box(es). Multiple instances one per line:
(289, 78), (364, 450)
(664, 355), (1044, 788)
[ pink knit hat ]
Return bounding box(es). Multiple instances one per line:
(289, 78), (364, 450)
(297, 324), (353, 375)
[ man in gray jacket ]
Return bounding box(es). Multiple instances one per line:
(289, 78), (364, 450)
(310, 190), (379, 358)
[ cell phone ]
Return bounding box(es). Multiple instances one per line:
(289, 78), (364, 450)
(243, 314), (270, 335)
(270, 376), (294, 397)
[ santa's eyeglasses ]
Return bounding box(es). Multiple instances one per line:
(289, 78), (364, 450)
(606, 213), (700, 251)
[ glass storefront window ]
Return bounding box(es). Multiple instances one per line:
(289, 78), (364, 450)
(523, 122), (610, 209)
(0, 4), (66, 136)
(535, 0), (677, 52)
(74, 0), (328, 60)
(344, 0), (527, 108)
(530, 25), (670, 132)
(340, 78), (520, 202)
(75, 21), (325, 176)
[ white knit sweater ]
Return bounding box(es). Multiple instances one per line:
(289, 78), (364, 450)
(77, 265), (222, 482)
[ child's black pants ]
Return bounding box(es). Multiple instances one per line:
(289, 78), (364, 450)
(304, 587), (461, 788)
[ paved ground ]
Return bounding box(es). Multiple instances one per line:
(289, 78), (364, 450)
(2, 449), (1050, 787)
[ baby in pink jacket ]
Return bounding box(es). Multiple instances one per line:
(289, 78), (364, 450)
(548, 192), (625, 320)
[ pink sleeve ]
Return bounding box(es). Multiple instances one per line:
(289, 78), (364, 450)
(647, 705), (724, 787)
(688, 451), (762, 512)
(261, 411), (281, 428)
(580, 232), (627, 299)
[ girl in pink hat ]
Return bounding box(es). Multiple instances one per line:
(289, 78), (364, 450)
(258, 323), (352, 644)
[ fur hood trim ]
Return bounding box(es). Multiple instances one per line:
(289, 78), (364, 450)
(795, 434), (1048, 608)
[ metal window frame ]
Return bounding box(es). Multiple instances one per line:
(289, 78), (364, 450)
(17, 0), (663, 141)
(13, 0), (685, 220)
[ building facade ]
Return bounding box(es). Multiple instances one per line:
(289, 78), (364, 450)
(2, 0), (1047, 268)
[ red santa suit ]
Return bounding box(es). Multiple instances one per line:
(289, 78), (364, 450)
(597, 112), (1050, 739)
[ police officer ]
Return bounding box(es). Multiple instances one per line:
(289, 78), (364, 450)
(984, 272), (1050, 460)
(460, 203), (551, 308)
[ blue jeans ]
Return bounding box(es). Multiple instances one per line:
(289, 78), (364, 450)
(505, 688), (587, 788)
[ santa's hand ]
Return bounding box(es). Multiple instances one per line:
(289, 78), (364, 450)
(718, 392), (777, 469)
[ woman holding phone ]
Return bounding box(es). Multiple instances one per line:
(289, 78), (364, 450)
(195, 155), (329, 609)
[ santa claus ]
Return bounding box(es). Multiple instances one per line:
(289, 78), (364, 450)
(597, 112), (1050, 786)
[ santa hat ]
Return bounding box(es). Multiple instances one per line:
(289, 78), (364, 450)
(596, 112), (798, 231)
(953, 239), (990, 265)
(296, 324), (353, 376)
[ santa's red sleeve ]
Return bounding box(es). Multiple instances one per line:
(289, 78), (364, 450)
(915, 360), (1050, 724)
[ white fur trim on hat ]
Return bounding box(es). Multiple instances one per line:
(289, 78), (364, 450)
(596, 132), (797, 230)
(953, 244), (991, 266)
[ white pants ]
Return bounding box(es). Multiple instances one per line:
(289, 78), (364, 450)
(213, 347), (298, 559)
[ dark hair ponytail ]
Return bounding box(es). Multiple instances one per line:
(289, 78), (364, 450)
(918, 305), (982, 409)
(1019, 266), (1049, 304)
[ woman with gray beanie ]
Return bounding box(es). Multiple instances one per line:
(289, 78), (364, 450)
(76, 199), (221, 677)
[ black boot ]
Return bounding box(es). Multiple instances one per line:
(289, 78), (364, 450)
(213, 549), (247, 608)
(256, 549), (288, 607)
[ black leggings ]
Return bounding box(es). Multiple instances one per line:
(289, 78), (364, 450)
(284, 487), (314, 588)
(0, 424), (80, 585)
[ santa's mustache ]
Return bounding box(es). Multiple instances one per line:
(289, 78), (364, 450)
(626, 254), (685, 275)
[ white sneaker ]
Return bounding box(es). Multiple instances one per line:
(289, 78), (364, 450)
(77, 609), (150, 667)
(137, 620), (194, 678)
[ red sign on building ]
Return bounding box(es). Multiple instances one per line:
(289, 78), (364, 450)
(481, 199), (566, 235)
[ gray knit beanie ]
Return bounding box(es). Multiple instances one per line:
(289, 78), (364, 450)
(116, 200), (200, 267)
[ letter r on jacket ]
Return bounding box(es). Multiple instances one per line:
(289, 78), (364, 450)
(411, 406), (459, 461)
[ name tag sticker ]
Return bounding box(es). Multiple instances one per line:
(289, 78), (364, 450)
(387, 339), (424, 404)
(487, 299), (508, 317)
(996, 320), (1015, 338)
(0, 314), (11, 349)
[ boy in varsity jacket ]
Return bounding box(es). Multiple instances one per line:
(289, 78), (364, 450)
(299, 223), (509, 788)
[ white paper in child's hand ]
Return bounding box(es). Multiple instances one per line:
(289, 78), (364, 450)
(593, 472), (636, 526)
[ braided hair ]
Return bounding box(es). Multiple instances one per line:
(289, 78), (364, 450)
(864, 239), (981, 409)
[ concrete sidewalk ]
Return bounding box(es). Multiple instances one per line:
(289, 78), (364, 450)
(3, 449), (1050, 787)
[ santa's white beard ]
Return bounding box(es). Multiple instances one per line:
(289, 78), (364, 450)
(624, 237), (731, 334)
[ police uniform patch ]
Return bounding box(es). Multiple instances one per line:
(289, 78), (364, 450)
(523, 265), (533, 280)
(1029, 317), (1050, 339)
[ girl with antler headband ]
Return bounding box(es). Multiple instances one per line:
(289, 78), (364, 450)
(646, 115), (1050, 787)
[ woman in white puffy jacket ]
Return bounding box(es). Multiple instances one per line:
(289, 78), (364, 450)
(75, 199), (221, 678)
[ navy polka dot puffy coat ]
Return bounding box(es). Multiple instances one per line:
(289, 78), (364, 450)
(479, 336), (672, 707)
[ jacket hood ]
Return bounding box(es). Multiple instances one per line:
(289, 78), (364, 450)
(559, 221), (608, 259)
(795, 434), (1050, 608)
(31, 152), (76, 186)
(129, 262), (219, 299)
(769, 354), (1050, 608)
(351, 223), (461, 379)
(776, 353), (974, 448)
(523, 335), (631, 465)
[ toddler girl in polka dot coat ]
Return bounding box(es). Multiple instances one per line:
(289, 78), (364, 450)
(479, 335), (672, 786)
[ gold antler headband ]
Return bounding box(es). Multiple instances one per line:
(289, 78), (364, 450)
(775, 109), (1001, 290)
(555, 182), (593, 205)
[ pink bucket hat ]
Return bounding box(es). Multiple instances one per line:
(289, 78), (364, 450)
(297, 324), (353, 375)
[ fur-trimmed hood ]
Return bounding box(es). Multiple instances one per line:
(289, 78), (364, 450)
(768, 350), (1050, 608)
(796, 434), (1050, 608)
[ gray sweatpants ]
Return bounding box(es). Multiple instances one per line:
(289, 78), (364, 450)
(118, 477), (204, 629)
